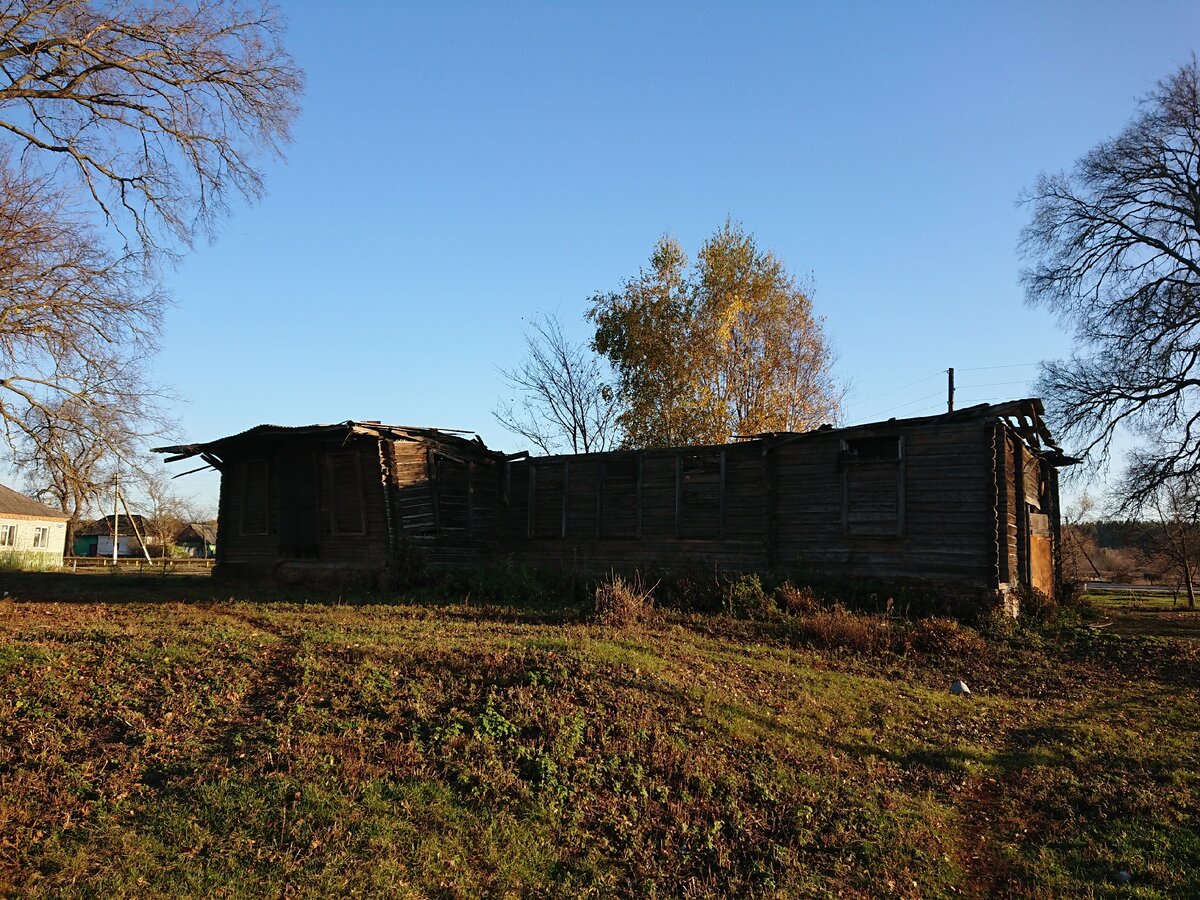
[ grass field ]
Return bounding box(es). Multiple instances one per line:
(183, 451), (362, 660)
(0, 574), (1197, 898)
(1088, 588), (1200, 642)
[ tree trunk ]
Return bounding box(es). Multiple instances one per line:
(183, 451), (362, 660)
(1183, 554), (1196, 610)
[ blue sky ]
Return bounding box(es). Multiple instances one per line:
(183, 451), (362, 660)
(146, 1), (1198, 510)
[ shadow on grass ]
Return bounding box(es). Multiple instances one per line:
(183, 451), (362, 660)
(0, 570), (591, 626)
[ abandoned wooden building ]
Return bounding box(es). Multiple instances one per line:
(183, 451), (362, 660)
(155, 399), (1075, 609)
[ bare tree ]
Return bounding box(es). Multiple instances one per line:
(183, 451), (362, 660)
(1138, 477), (1200, 608)
(494, 311), (621, 454)
(1020, 58), (1200, 509)
(11, 396), (144, 549)
(1060, 492), (1102, 582)
(0, 166), (168, 451)
(134, 467), (190, 556)
(0, 1), (301, 463)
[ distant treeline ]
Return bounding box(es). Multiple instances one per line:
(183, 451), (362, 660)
(1074, 520), (1165, 551)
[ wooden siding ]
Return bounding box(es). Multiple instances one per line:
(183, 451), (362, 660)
(216, 436), (390, 573)
(499, 442), (770, 574)
(991, 422), (1061, 599)
(774, 424), (994, 584)
(203, 406), (1063, 600)
(388, 439), (502, 569)
(493, 419), (1003, 588)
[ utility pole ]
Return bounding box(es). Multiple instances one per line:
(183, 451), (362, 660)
(947, 367), (955, 413)
(112, 471), (120, 564)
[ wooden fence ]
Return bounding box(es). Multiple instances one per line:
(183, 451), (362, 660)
(65, 556), (215, 576)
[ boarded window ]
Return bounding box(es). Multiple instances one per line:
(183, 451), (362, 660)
(600, 455), (640, 538)
(329, 452), (365, 534)
(241, 459), (270, 535)
(677, 450), (722, 539)
(435, 455), (470, 535)
(278, 451), (320, 558)
(396, 445), (436, 535)
(529, 462), (566, 538)
(845, 436), (901, 461)
(842, 437), (904, 537)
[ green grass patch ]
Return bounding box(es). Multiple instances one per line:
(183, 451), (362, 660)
(0, 578), (1197, 896)
(1087, 587), (1200, 642)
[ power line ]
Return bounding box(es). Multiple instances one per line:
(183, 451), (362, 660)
(853, 389), (946, 424)
(955, 379), (1033, 390)
(958, 362), (1040, 372)
(850, 369), (945, 407)
(848, 364), (1040, 426)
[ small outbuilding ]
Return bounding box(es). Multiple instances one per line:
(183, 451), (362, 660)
(0, 483), (68, 569)
(155, 399), (1075, 612)
(157, 422), (506, 585)
(175, 522), (218, 558)
(73, 515), (150, 558)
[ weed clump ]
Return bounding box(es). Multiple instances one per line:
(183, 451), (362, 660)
(592, 573), (656, 627)
(787, 604), (894, 654)
(777, 581), (821, 616)
(775, 604), (988, 658)
(906, 616), (988, 657)
(724, 574), (777, 620)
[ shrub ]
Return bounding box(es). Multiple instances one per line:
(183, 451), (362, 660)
(454, 562), (584, 608)
(0, 551), (58, 573)
(592, 573), (656, 627)
(905, 616), (987, 657)
(1017, 585), (1057, 625)
(724, 574), (777, 620)
(788, 604), (893, 653)
(774, 570), (961, 617)
(655, 567), (726, 613)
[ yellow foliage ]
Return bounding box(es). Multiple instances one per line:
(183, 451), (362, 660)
(588, 220), (841, 447)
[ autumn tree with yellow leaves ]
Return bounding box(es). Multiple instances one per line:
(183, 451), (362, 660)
(588, 221), (841, 448)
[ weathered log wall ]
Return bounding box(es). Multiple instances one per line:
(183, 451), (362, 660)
(204, 406), (1065, 601)
(216, 435), (390, 578)
(492, 418), (1003, 590)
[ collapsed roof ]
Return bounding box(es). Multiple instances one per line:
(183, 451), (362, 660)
(154, 399), (1077, 473)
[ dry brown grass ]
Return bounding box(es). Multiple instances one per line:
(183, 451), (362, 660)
(591, 573), (656, 627)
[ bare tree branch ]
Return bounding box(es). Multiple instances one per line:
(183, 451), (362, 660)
(0, 1), (300, 483)
(0, 0), (302, 255)
(1021, 57), (1200, 510)
(493, 311), (621, 455)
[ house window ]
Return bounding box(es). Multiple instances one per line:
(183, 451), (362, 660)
(328, 452), (366, 534)
(842, 436), (905, 538)
(241, 459), (271, 535)
(32, 526), (49, 549)
(0, 525), (14, 546)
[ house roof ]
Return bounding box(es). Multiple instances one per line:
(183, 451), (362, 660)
(154, 421), (502, 469)
(75, 514), (150, 537)
(514, 399), (1077, 467)
(176, 522), (217, 544)
(0, 484), (68, 520)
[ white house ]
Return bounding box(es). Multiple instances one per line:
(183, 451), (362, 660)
(0, 483), (68, 569)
